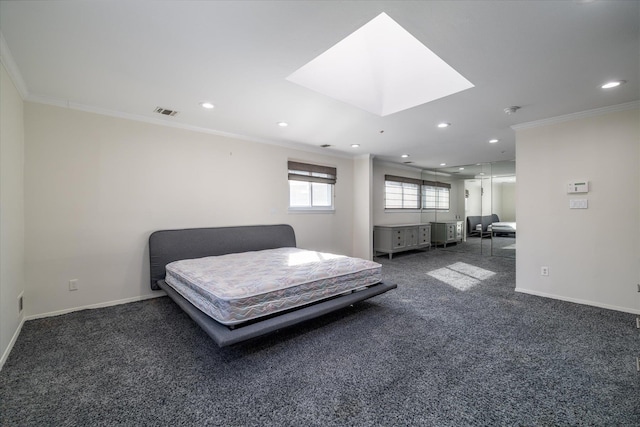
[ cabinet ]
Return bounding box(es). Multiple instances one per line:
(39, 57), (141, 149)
(373, 224), (431, 259)
(430, 221), (463, 247)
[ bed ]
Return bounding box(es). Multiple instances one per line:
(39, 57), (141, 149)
(488, 222), (516, 236)
(467, 214), (516, 237)
(149, 224), (396, 347)
(467, 214), (498, 238)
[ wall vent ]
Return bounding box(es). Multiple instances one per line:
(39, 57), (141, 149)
(154, 107), (179, 117)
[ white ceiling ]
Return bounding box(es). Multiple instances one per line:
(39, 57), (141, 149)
(286, 12), (475, 117)
(1, 0), (638, 169)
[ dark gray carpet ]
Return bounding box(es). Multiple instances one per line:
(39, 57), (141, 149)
(1, 250), (638, 426)
(441, 235), (516, 258)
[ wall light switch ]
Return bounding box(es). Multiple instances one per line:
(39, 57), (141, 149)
(569, 199), (588, 209)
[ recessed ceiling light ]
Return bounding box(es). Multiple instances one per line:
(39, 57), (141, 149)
(459, 167), (465, 170)
(277, 122), (289, 127)
(200, 102), (215, 109)
(489, 139), (499, 144)
(437, 122), (451, 128)
(351, 144), (360, 148)
(401, 154), (410, 158)
(440, 163), (446, 166)
(601, 80), (625, 89)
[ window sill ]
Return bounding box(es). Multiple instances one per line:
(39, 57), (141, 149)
(384, 209), (422, 213)
(288, 208), (335, 214)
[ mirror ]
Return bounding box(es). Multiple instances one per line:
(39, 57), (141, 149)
(487, 160), (516, 258)
(420, 169), (437, 224)
(421, 161), (515, 258)
(420, 165), (471, 254)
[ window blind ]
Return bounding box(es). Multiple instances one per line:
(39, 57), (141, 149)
(384, 175), (421, 209)
(422, 181), (450, 210)
(422, 179), (451, 189)
(385, 175), (423, 186)
(288, 161), (337, 184)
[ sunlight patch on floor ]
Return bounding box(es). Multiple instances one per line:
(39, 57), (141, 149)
(447, 262), (496, 280)
(427, 262), (496, 291)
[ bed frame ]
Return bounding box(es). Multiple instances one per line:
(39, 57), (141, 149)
(149, 224), (396, 347)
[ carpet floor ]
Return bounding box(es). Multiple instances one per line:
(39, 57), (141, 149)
(1, 249), (638, 426)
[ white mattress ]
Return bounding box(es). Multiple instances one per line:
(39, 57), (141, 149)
(489, 222), (516, 232)
(164, 247), (382, 325)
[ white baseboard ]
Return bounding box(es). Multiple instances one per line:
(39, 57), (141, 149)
(515, 287), (640, 315)
(25, 292), (165, 321)
(0, 316), (26, 372)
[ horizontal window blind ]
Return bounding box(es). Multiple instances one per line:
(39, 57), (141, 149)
(384, 174), (451, 210)
(422, 185), (450, 210)
(288, 161), (337, 184)
(385, 175), (420, 209)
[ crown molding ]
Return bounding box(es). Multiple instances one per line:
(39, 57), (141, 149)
(25, 94), (354, 160)
(0, 32), (29, 99)
(512, 100), (640, 130)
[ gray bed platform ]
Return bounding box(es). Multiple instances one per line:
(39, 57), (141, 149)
(149, 224), (396, 347)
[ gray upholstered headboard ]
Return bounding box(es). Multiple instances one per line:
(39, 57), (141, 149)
(148, 224), (296, 290)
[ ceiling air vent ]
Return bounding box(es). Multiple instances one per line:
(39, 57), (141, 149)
(320, 144), (332, 148)
(154, 107), (179, 117)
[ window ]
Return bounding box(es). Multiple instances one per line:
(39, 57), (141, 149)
(384, 175), (451, 211)
(422, 180), (451, 210)
(288, 161), (336, 210)
(384, 175), (421, 209)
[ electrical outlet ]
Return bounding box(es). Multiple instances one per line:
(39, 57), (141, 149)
(69, 279), (78, 291)
(18, 294), (23, 314)
(540, 266), (549, 276)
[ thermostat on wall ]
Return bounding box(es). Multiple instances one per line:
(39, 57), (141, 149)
(567, 181), (589, 193)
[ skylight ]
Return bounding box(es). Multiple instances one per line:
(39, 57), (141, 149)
(287, 12), (474, 116)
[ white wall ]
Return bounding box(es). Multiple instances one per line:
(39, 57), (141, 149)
(480, 178), (492, 217)
(24, 102), (356, 318)
(515, 106), (640, 314)
(465, 180), (481, 216)
(490, 182), (502, 219)
(499, 182), (516, 222)
(0, 62), (25, 367)
(352, 155), (373, 260)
